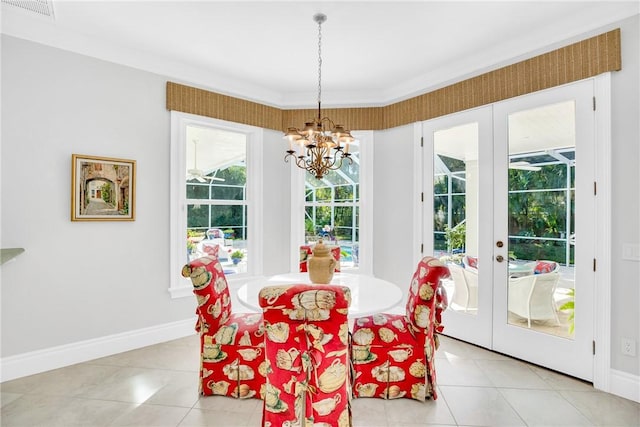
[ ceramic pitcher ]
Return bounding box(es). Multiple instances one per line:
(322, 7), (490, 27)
(307, 239), (337, 284)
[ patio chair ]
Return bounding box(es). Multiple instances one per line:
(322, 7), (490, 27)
(351, 256), (450, 401)
(448, 263), (478, 312)
(508, 271), (561, 328)
(259, 283), (352, 426)
(182, 252), (265, 398)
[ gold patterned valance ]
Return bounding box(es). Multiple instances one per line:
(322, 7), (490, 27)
(167, 28), (621, 131)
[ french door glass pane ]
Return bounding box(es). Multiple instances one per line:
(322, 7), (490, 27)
(506, 101), (576, 339)
(434, 122), (479, 315)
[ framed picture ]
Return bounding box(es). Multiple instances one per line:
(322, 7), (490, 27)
(71, 154), (136, 221)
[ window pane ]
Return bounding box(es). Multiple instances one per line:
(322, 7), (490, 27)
(314, 206), (332, 228)
(509, 164), (568, 191)
(434, 196), (448, 232)
(334, 206), (354, 240)
(451, 173), (466, 193)
(334, 184), (355, 202)
(185, 125), (248, 274)
(509, 190), (567, 238)
(451, 195), (467, 225)
(210, 183), (245, 200)
(187, 183), (211, 199)
(434, 174), (448, 195)
(315, 187), (332, 202)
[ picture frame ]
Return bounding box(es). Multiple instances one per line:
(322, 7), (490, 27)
(71, 154), (136, 221)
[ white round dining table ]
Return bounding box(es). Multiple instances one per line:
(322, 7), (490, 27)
(236, 272), (403, 318)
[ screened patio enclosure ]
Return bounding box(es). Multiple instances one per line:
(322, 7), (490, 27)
(435, 148), (577, 267)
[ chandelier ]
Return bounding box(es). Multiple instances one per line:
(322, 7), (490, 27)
(284, 13), (354, 179)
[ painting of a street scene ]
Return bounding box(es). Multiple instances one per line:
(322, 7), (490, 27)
(71, 154), (136, 221)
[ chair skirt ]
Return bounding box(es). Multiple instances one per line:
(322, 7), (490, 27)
(199, 312), (266, 399)
(351, 313), (438, 401)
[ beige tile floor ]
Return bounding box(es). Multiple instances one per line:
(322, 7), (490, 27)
(2, 334), (639, 426)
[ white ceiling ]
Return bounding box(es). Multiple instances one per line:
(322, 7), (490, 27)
(2, 1), (638, 109)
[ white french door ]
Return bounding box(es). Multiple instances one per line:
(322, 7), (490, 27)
(492, 80), (595, 381)
(422, 106), (494, 349)
(423, 80), (595, 381)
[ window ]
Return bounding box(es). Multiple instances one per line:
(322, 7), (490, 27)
(170, 112), (263, 298)
(291, 131), (373, 274)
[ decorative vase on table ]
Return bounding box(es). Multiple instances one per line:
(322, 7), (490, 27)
(307, 239), (337, 284)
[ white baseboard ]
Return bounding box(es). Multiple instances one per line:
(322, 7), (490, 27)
(609, 369), (640, 403)
(0, 318), (197, 383)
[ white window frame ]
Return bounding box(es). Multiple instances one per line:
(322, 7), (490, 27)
(290, 130), (373, 275)
(169, 111), (264, 298)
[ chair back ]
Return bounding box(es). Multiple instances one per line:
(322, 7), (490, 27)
(405, 257), (450, 335)
(529, 272), (560, 312)
(259, 284), (351, 426)
(508, 271), (560, 325)
(182, 255), (232, 333)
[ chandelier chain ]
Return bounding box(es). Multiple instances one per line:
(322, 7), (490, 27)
(317, 18), (322, 108)
(283, 13), (353, 179)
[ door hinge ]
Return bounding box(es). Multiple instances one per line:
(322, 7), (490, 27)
(593, 96), (596, 111)
(593, 258), (597, 272)
(420, 136), (424, 147)
(593, 340), (596, 355)
(420, 243), (424, 254)
(594, 181), (597, 196)
(421, 192), (424, 202)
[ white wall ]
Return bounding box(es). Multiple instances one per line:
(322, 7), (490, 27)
(609, 14), (640, 376)
(372, 124), (417, 299)
(261, 129), (291, 276)
(0, 36), (290, 373)
(1, 36), (196, 357)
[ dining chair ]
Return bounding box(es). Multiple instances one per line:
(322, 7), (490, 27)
(182, 251), (265, 399)
(508, 271), (561, 328)
(351, 256), (450, 401)
(259, 283), (352, 427)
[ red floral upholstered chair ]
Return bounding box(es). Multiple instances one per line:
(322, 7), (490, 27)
(300, 244), (341, 273)
(259, 284), (352, 427)
(351, 256), (450, 401)
(182, 254), (265, 399)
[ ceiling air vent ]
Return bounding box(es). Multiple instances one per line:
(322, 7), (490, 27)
(2, 0), (55, 19)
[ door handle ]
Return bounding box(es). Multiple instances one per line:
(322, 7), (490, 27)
(496, 241), (504, 248)
(496, 255), (504, 262)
